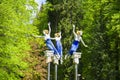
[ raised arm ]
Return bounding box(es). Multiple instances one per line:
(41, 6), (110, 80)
(73, 24), (76, 36)
(80, 37), (88, 47)
(48, 22), (51, 35)
(59, 32), (62, 39)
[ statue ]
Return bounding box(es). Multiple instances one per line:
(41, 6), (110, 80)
(51, 32), (63, 64)
(69, 24), (88, 55)
(34, 22), (60, 58)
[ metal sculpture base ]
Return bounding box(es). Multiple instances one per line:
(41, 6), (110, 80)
(45, 50), (54, 80)
(53, 55), (59, 80)
(72, 52), (82, 80)
(45, 50), (54, 63)
(53, 55), (59, 65)
(72, 52), (82, 64)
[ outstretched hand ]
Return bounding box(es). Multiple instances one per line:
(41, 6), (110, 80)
(31, 34), (35, 37)
(85, 45), (88, 47)
(59, 31), (61, 34)
(73, 24), (75, 28)
(48, 22), (51, 26)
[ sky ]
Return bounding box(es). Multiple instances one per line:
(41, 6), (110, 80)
(35, 0), (46, 9)
(30, 0), (46, 23)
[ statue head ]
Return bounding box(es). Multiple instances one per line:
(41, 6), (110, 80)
(43, 30), (49, 34)
(55, 33), (60, 37)
(76, 30), (82, 36)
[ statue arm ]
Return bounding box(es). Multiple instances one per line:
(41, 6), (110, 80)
(73, 24), (76, 36)
(59, 32), (62, 39)
(32, 35), (44, 38)
(50, 37), (56, 40)
(48, 22), (51, 35)
(80, 37), (88, 47)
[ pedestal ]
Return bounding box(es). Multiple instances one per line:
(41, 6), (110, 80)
(72, 52), (82, 64)
(45, 50), (54, 63)
(53, 55), (59, 65)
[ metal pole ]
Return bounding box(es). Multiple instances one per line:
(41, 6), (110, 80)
(75, 64), (78, 80)
(45, 50), (54, 80)
(72, 52), (82, 80)
(77, 74), (81, 80)
(55, 64), (57, 80)
(48, 62), (50, 80)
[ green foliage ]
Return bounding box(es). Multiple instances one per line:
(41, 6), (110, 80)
(43, 0), (120, 80)
(47, 0), (87, 79)
(0, 0), (38, 79)
(33, 2), (53, 34)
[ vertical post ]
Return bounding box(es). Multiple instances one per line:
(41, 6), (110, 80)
(77, 74), (81, 80)
(48, 62), (50, 80)
(72, 52), (82, 80)
(55, 64), (57, 80)
(54, 55), (59, 80)
(75, 64), (78, 80)
(45, 50), (54, 80)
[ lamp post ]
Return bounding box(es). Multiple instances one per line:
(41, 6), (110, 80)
(45, 50), (54, 80)
(53, 55), (59, 80)
(72, 52), (82, 80)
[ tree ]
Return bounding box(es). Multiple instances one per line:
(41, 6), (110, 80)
(0, 0), (38, 79)
(35, 0), (120, 80)
(81, 0), (120, 80)
(47, 0), (119, 80)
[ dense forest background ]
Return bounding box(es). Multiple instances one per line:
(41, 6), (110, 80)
(0, 0), (119, 80)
